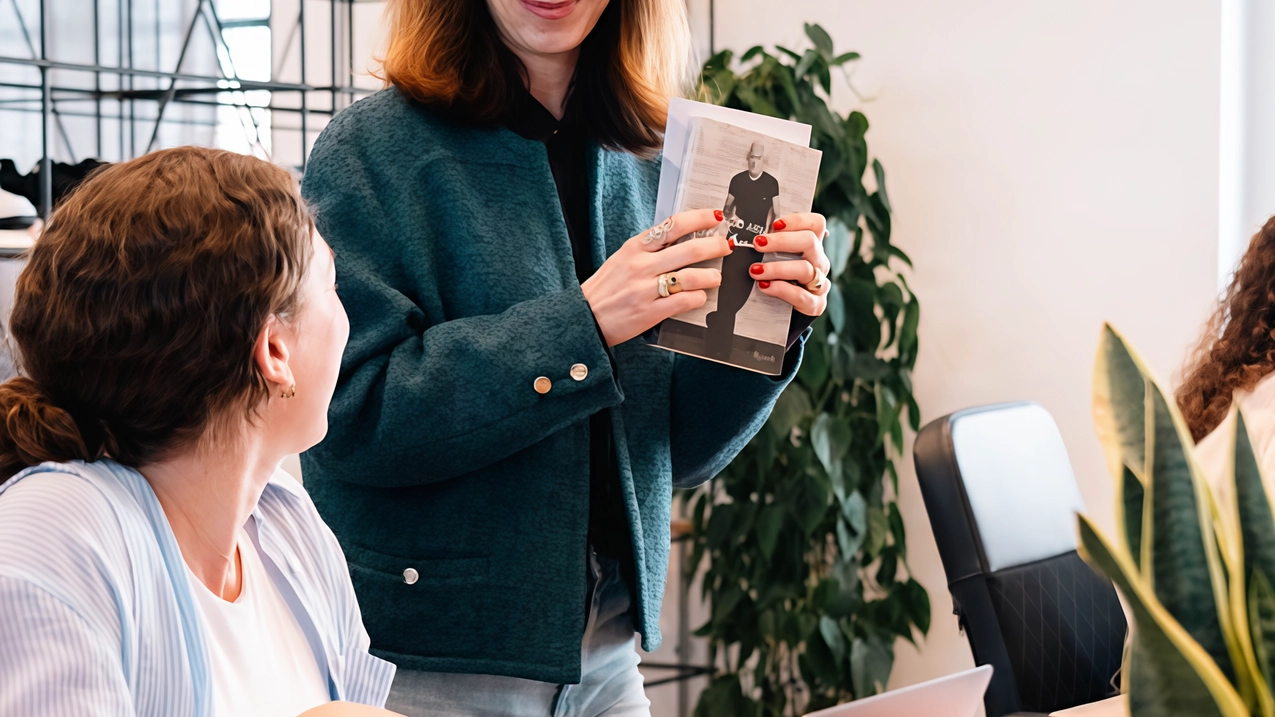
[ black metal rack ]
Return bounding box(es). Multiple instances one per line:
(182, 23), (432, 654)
(0, 0), (380, 219)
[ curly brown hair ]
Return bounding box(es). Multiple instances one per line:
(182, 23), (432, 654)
(1179, 214), (1275, 441)
(0, 146), (314, 478)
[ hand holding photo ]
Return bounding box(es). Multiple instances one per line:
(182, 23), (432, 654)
(648, 108), (823, 375)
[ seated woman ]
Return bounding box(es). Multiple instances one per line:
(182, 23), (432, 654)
(1180, 216), (1275, 483)
(0, 146), (398, 717)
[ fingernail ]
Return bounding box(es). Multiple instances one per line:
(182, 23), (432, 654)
(772, 219), (787, 231)
(758, 280), (771, 289)
(714, 209), (724, 222)
(755, 235), (768, 247)
(750, 264), (764, 275)
(727, 238), (735, 248)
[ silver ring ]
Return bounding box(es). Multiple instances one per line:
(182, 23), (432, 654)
(805, 267), (826, 293)
(657, 274), (671, 298)
(643, 217), (675, 246)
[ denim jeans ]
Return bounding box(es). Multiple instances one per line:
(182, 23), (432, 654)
(384, 549), (650, 717)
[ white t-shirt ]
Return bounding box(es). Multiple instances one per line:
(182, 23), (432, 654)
(187, 527), (331, 717)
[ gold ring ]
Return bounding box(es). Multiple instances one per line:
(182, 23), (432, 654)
(804, 267), (826, 293)
(657, 272), (685, 298)
(664, 272), (684, 294)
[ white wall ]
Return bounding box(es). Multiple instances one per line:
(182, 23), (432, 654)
(690, 0), (1222, 702)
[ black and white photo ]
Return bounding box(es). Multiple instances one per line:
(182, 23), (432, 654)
(652, 117), (822, 374)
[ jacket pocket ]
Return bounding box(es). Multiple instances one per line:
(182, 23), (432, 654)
(342, 542), (488, 584)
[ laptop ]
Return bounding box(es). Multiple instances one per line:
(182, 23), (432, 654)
(804, 665), (993, 717)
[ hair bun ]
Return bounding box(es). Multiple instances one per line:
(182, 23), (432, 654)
(0, 377), (92, 477)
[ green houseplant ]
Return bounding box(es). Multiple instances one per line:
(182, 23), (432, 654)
(1080, 324), (1275, 716)
(686, 24), (929, 717)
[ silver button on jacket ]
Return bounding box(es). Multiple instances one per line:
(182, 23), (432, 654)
(402, 567), (419, 585)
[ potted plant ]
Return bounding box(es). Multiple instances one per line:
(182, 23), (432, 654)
(687, 24), (929, 717)
(1079, 324), (1275, 716)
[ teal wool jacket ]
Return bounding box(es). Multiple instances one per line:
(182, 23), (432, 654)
(301, 88), (804, 684)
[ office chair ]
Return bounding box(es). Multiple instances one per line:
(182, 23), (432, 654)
(913, 402), (1126, 717)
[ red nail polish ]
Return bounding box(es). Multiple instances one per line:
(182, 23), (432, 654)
(714, 209), (724, 222)
(755, 235), (768, 247)
(750, 264), (764, 275)
(772, 219), (787, 231)
(758, 280), (771, 289)
(728, 238), (735, 248)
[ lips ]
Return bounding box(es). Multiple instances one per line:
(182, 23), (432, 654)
(520, 0), (576, 20)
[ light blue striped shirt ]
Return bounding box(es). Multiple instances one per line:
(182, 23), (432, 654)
(0, 459), (396, 716)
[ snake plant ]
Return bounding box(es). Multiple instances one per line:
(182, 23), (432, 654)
(1079, 324), (1275, 716)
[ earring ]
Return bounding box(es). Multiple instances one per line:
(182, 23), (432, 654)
(280, 384), (296, 399)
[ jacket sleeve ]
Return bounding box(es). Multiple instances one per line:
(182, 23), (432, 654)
(303, 137), (623, 488)
(669, 331), (808, 489)
(0, 576), (134, 717)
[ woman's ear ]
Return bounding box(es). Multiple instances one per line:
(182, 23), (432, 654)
(253, 315), (295, 393)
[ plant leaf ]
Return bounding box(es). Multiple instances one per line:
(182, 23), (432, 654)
(756, 503), (785, 561)
(1093, 323), (1149, 482)
(794, 49), (819, 80)
(805, 23), (834, 57)
(825, 218), (852, 278)
(767, 383), (811, 441)
(864, 506), (888, 558)
(1146, 380), (1239, 683)
(1235, 408), (1275, 590)
(811, 413), (851, 476)
(820, 615), (847, 664)
(1119, 464), (1146, 571)
(1251, 571), (1275, 692)
(805, 629), (841, 687)
(837, 517), (863, 558)
(775, 45), (802, 61)
(1077, 515), (1247, 717)
(899, 299), (920, 363)
(827, 283), (846, 334)
(904, 578), (931, 635)
(792, 473), (829, 535)
(849, 632), (892, 698)
(888, 502), (906, 557)
(843, 489), (867, 534)
(872, 160), (891, 214)
(817, 62), (833, 96)
(797, 339), (830, 393)
(832, 51), (861, 66)
(886, 243), (913, 268)
(1231, 408), (1275, 716)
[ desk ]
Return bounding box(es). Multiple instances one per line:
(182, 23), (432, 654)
(1050, 695), (1126, 716)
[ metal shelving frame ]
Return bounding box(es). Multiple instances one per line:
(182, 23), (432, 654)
(1, 0), (377, 219)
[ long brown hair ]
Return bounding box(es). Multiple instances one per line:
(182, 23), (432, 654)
(375, 0), (694, 155)
(1179, 215), (1275, 440)
(0, 146), (314, 478)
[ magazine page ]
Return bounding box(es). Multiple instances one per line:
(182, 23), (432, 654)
(652, 116), (822, 375)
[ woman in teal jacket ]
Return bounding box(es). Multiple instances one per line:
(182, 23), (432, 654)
(300, 0), (831, 713)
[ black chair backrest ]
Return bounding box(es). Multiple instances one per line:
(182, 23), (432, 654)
(913, 402), (1126, 717)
